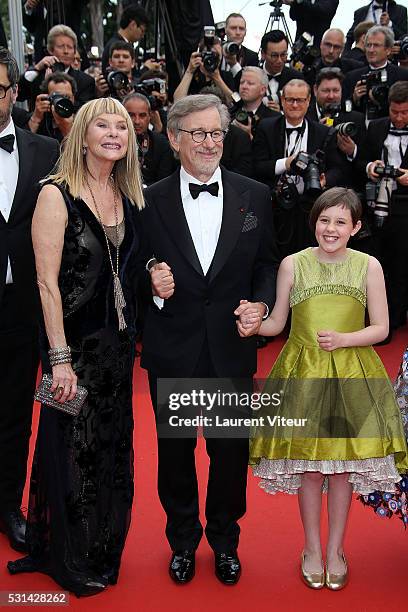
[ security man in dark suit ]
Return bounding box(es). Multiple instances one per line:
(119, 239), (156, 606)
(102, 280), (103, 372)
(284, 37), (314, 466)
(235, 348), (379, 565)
(356, 80), (408, 337)
(0, 47), (59, 552)
(253, 78), (347, 258)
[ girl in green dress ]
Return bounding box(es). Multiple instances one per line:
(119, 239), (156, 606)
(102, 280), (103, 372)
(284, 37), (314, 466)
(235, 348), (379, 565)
(246, 187), (408, 590)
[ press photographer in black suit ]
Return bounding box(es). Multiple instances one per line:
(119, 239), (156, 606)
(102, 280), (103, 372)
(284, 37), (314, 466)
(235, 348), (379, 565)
(305, 29), (364, 87)
(0, 48), (59, 552)
(307, 67), (366, 188)
(28, 72), (76, 142)
(101, 4), (149, 75)
(283, 0), (339, 48)
(253, 78), (346, 257)
(123, 92), (175, 187)
(17, 24), (95, 111)
(356, 80), (408, 336)
(173, 36), (236, 104)
(343, 25), (408, 122)
(260, 30), (304, 113)
(220, 13), (259, 88)
(345, 1), (408, 53)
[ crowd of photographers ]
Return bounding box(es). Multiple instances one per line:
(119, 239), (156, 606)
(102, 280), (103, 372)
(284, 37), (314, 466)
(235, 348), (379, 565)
(6, 0), (408, 341)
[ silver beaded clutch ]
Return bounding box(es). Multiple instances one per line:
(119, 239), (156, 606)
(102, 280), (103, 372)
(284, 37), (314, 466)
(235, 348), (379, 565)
(34, 373), (87, 417)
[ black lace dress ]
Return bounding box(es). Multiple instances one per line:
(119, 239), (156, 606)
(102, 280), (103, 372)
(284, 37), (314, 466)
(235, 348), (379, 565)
(8, 186), (143, 594)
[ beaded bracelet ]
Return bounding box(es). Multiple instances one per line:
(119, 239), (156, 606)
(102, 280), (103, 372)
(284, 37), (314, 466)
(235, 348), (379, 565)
(48, 346), (72, 367)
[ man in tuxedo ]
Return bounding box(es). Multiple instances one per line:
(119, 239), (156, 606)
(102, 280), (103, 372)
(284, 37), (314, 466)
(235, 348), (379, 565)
(307, 67), (366, 188)
(0, 48), (59, 552)
(305, 28), (364, 86)
(123, 92), (175, 186)
(260, 30), (304, 113)
(356, 80), (408, 335)
(28, 72), (76, 142)
(343, 25), (408, 121)
(345, 1), (407, 53)
(18, 24), (95, 111)
(220, 13), (259, 88)
(141, 94), (278, 585)
(101, 4), (149, 75)
(284, 0), (339, 48)
(253, 78), (347, 257)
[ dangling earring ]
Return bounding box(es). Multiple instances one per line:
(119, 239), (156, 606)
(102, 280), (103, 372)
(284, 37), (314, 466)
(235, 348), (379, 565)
(82, 146), (87, 156)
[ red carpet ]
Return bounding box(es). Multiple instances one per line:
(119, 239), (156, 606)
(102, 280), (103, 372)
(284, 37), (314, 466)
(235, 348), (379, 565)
(1, 330), (408, 611)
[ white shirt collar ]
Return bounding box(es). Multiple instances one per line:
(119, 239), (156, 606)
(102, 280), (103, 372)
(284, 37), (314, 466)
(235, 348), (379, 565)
(180, 166), (223, 199)
(285, 120), (304, 129)
(369, 61), (388, 70)
(0, 118), (17, 152)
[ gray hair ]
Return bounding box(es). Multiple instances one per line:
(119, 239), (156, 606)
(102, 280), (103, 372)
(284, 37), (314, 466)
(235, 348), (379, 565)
(322, 28), (346, 45)
(47, 24), (77, 52)
(242, 66), (269, 88)
(366, 25), (395, 48)
(122, 92), (151, 111)
(282, 79), (311, 97)
(167, 94), (230, 135)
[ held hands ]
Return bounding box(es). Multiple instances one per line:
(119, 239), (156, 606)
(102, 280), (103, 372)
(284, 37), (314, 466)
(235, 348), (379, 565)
(50, 363), (78, 403)
(33, 93), (51, 121)
(234, 299), (265, 337)
(317, 330), (344, 352)
(150, 262), (175, 299)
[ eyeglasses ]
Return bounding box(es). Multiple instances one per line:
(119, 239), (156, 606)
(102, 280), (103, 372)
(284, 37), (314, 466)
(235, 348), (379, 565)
(321, 42), (344, 51)
(0, 83), (12, 99)
(282, 97), (309, 105)
(266, 52), (288, 60)
(178, 129), (226, 143)
(365, 42), (386, 49)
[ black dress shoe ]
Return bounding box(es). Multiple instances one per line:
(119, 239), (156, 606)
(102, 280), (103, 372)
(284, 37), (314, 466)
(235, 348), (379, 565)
(214, 552), (241, 585)
(0, 509), (27, 552)
(7, 556), (38, 574)
(169, 550), (195, 584)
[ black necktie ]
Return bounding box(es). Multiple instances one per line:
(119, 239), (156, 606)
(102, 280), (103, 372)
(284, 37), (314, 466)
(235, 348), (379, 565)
(0, 134), (15, 153)
(189, 182), (219, 199)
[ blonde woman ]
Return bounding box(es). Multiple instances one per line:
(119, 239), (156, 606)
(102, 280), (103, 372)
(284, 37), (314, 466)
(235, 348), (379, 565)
(8, 98), (145, 596)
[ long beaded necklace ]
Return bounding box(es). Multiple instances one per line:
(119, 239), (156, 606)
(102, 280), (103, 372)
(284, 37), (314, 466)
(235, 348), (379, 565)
(84, 175), (127, 331)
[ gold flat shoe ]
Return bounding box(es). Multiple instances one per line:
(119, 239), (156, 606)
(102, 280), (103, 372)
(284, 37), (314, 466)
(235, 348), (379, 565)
(300, 551), (324, 589)
(325, 553), (348, 590)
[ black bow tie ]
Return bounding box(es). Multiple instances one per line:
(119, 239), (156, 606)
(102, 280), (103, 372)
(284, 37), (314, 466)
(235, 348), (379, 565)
(373, 3), (383, 9)
(389, 128), (408, 137)
(268, 73), (281, 81)
(189, 182), (219, 199)
(0, 133), (15, 153)
(286, 126), (302, 137)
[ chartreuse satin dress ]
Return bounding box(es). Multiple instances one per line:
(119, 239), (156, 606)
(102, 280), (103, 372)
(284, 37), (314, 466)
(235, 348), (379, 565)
(250, 248), (408, 494)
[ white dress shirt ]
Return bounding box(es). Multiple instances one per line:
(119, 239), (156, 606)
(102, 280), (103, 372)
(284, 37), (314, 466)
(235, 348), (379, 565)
(0, 120), (19, 284)
(366, 1), (393, 26)
(263, 65), (281, 101)
(275, 120), (308, 194)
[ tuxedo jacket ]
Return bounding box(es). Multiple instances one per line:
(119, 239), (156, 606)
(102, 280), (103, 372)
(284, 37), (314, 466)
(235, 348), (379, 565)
(141, 131), (176, 187)
(290, 0), (339, 47)
(356, 116), (408, 215)
(345, 1), (408, 51)
(252, 114), (347, 190)
(0, 127), (60, 320)
(232, 45), (259, 89)
(221, 125), (253, 177)
(342, 47), (368, 65)
(140, 168), (279, 378)
(267, 65), (305, 94)
(343, 63), (408, 114)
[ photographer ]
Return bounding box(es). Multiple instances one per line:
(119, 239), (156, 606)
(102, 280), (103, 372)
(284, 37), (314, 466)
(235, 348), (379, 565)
(343, 25), (408, 121)
(96, 41), (136, 100)
(253, 78), (347, 257)
(220, 13), (259, 87)
(343, 20), (373, 64)
(173, 33), (235, 103)
(101, 4), (149, 75)
(138, 69), (169, 134)
(231, 67), (280, 141)
(261, 30), (304, 113)
(123, 92), (175, 187)
(356, 80), (408, 337)
(284, 0), (339, 48)
(307, 67), (366, 186)
(345, 1), (407, 53)
(305, 28), (364, 86)
(18, 24), (95, 111)
(28, 72), (75, 141)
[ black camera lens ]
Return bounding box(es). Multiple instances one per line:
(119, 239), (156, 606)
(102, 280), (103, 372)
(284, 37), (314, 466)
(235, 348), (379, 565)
(51, 61), (66, 73)
(235, 109), (249, 125)
(223, 42), (240, 55)
(202, 50), (219, 73)
(48, 92), (74, 118)
(107, 70), (129, 91)
(335, 122), (358, 138)
(400, 35), (408, 57)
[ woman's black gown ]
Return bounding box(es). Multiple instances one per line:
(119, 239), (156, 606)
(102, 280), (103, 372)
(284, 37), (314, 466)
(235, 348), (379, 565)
(8, 186), (143, 594)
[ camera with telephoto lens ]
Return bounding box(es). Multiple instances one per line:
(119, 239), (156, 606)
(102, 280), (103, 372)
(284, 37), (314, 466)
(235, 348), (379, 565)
(48, 92), (74, 118)
(201, 26), (219, 73)
(290, 150), (325, 195)
(106, 69), (129, 95)
(360, 69), (389, 120)
(365, 164), (404, 228)
(223, 41), (240, 55)
(134, 78), (165, 111)
(334, 122), (358, 138)
(290, 32), (320, 75)
(394, 35), (408, 58)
